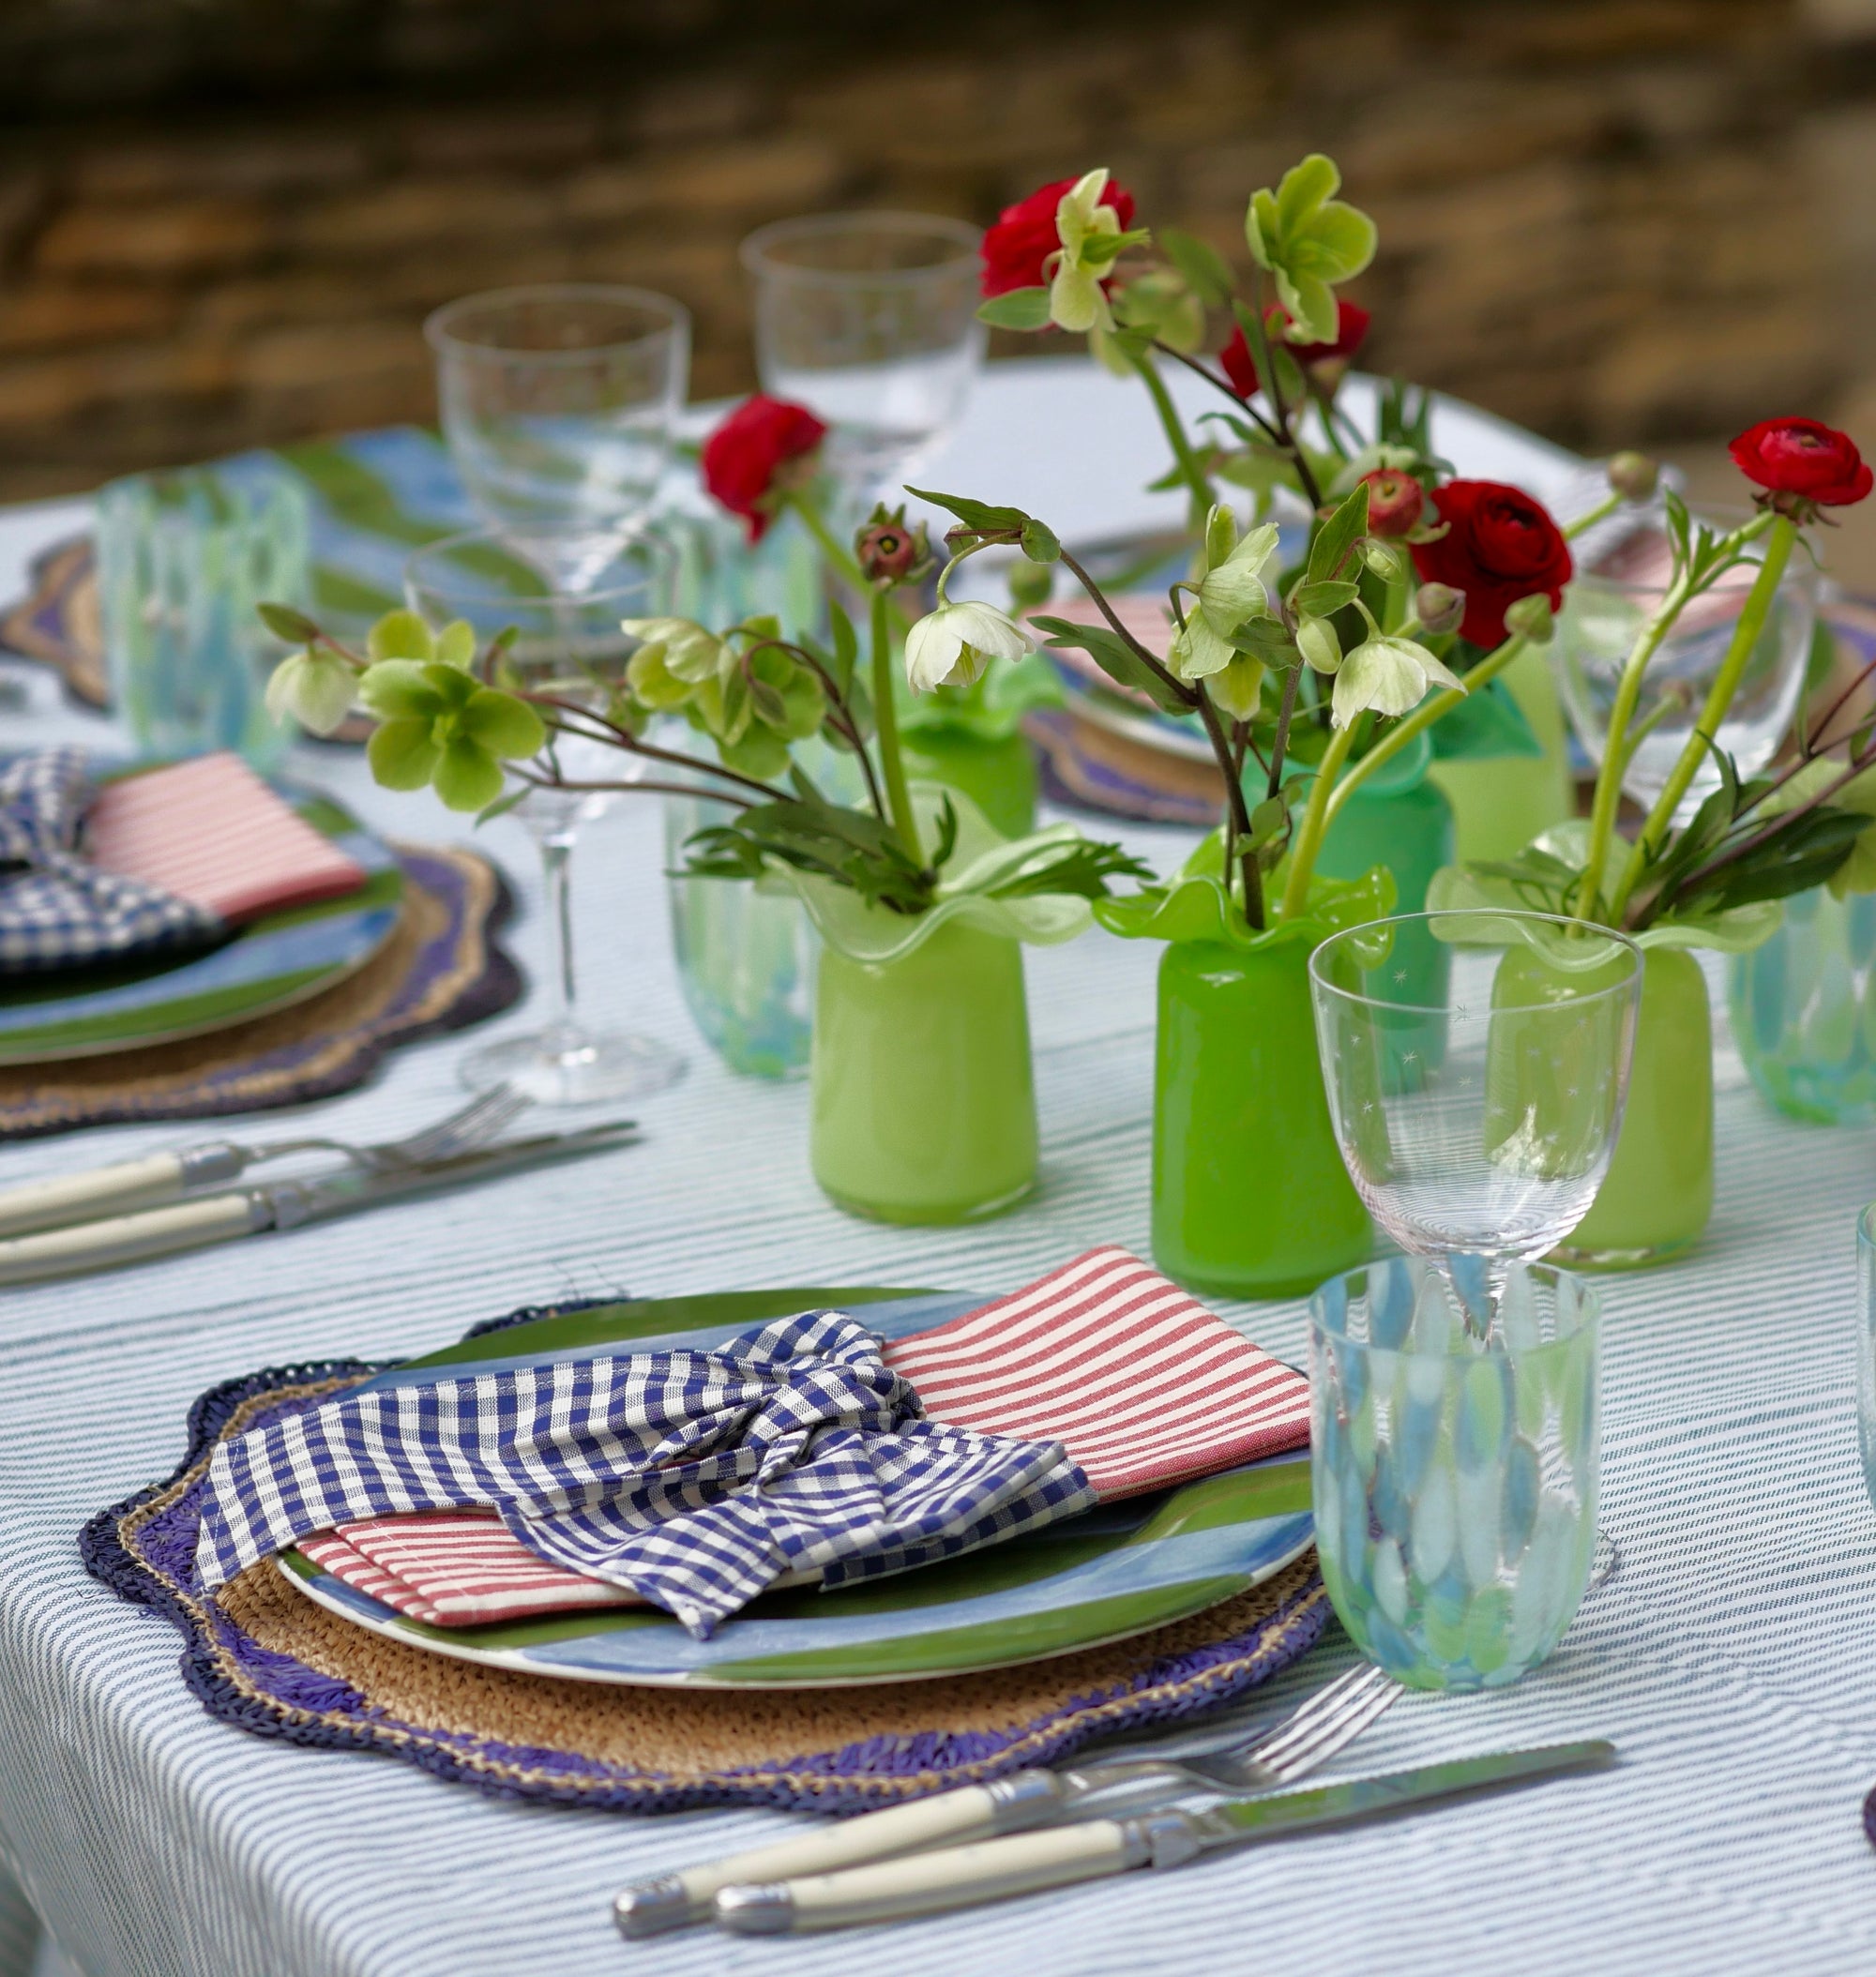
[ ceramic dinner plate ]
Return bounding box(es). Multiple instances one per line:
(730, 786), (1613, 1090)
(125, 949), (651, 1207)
(0, 789), (402, 1064)
(279, 1287), (1317, 1690)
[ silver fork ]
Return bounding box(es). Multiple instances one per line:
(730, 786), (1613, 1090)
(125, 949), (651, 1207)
(614, 1664), (1403, 1939)
(0, 1085), (531, 1239)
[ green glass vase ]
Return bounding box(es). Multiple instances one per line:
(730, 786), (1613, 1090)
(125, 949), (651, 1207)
(810, 917), (1038, 1225)
(1426, 646), (1574, 866)
(1554, 945), (1713, 1268)
(1152, 933), (1371, 1299)
(900, 728), (1038, 842)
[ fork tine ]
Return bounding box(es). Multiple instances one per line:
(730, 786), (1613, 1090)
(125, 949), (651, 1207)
(1261, 1673), (1402, 1782)
(396, 1085), (525, 1162)
(1248, 1666), (1391, 1769)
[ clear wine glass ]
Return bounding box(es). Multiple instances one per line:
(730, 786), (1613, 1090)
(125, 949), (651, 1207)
(403, 529), (685, 1106)
(1309, 910), (1642, 1319)
(426, 285), (690, 595)
(739, 212), (985, 511)
(1554, 505), (1819, 824)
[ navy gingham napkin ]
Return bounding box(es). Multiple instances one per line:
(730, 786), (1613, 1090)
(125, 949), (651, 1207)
(193, 1312), (1095, 1638)
(0, 747), (219, 973)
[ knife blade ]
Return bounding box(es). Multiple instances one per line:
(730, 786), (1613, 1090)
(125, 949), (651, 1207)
(0, 1124), (638, 1284)
(712, 1739), (1616, 1934)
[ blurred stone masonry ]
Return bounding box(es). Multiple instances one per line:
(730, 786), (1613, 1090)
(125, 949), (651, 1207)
(3, 0), (1876, 503)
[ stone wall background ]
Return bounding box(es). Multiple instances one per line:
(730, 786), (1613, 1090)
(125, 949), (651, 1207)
(4, 0), (1876, 506)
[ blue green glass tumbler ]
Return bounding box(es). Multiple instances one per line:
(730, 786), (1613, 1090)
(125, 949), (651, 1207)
(1309, 1255), (1601, 1690)
(1732, 887), (1876, 1126)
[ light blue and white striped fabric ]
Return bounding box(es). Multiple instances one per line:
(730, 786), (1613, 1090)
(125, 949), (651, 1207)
(194, 1311), (1092, 1637)
(5, 370), (1876, 1977)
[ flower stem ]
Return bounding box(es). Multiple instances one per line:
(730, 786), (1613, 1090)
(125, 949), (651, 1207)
(1278, 719), (1358, 921)
(870, 587), (922, 867)
(1606, 513), (1798, 922)
(1563, 490), (1622, 541)
(1323, 635), (1529, 831)
(1127, 348), (1216, 516)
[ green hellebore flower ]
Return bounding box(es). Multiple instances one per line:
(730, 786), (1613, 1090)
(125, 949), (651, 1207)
(1245, 154), (1377, 347)
(358, 655), (546, 812)
(1203, 653), (1266, 721)
(1169, 506), (1281, 680)
(625, 641), (697, 712)
(1331, 634), (1465, 730)
(621, 615), (725, 687)
(368, 608), (477, 671)
(746, 647), (826, 741)
(1050, 168), (1127, 335)
(265, 649), (356, 736)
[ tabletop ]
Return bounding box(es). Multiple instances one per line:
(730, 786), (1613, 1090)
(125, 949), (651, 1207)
(1, 358), (1873, 1977)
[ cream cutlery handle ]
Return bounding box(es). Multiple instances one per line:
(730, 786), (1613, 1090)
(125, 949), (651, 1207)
(615, 1778), (1059, 1938)
(0, 1194), (265, 1283)
(713, 1820), (1136, 1934)
(0, 1153), (192, 1237)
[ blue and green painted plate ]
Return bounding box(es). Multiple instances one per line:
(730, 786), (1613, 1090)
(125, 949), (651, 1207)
(280, 1287), (1316, 1689)
(0, 788), (402, 1064)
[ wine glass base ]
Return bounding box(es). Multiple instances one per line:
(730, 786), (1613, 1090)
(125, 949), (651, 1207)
(459, 1027), (685, 1107)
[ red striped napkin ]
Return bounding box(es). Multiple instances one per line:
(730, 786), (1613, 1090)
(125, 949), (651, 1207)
(297, 1246), (1310, 1629)
(86, 752), (368, 925)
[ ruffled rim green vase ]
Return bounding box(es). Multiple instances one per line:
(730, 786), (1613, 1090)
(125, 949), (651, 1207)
(770, 786), (1095, 1226)
(1098, 840), (1393, 1300)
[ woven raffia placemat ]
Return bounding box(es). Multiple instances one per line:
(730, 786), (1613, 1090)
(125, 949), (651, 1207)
(81, 1345), (1328, 1816)
(0, 843), (519, 1139)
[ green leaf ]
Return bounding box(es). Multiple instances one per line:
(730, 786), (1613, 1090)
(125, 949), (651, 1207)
(976, 288), (1053, 331)
(828, 599), (859, 696)
(433, 736), (505, 812)
(1031, 614), (1193, 716)
(459, 687), (546, 759)
(366, 609), (435, 664)
(475, 785), (532, 827)
(367, 716), (443, 792)
(905, 487), (1036, 536)
(1307, 483), (1371, 586)
(1247, 793), (1288, 850)
(1021, 517), (1061, 565)
(257, 601), (322, 643)
(1158, 227), (1234, 306)
(1294, 579), (1358, 617)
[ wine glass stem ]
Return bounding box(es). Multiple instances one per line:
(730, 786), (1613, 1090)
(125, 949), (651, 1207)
(540, 830), (580, 1035)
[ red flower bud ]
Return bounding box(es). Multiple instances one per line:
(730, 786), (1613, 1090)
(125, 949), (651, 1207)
(855, 518), (926, 584)
(1409, 480), (1572, 650)
(980, 175), (1136, 298)
(701, 395), (828, 543)
(1360, 470), (1425, 537)
(1218, 301), (1371, 400)
(1729, 417), (1871, 509)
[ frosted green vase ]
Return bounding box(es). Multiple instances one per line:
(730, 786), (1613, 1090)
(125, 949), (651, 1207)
(1152, 934), (1371, 1299)
(1554, 946), (1713, 1268)
(810, 918), (1038, 1224)
(900, 729), (1038, 842)
(1426, 646), (1574, 866)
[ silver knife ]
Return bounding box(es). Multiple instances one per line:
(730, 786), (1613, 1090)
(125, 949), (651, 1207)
(0, 1124), (637, 1284)
(713, 1740), (1617, 1934)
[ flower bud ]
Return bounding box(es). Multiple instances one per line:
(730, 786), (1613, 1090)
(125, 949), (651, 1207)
(1414, 582), (1465, 638)
(1504, 592), (1555, 645)
(1358, 469), (1425, 538)
(1362, 538), (1410, 583)
(855, 511), (929, 585)
(1007, 559), (1053, 611)
(1296, 614), (1341, 675)
(1607, 451), (1659, 504)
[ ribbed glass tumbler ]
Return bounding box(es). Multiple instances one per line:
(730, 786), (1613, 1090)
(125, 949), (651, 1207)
(1309, 1254), (1601, 1691)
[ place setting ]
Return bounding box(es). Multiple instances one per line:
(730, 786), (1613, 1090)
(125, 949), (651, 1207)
(6, 107), (1876, 1977)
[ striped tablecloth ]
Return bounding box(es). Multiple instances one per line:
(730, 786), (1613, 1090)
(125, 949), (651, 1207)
(4, 363), (1876, 1977)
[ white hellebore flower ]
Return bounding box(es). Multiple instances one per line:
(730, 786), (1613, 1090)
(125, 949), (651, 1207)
(1331, 634), (1465, 729)
(1049, 168), (1126, 334)
(904, 600), (1036, 692)
(1169, 507), (1281, 680)
(265, 649), (356, 736)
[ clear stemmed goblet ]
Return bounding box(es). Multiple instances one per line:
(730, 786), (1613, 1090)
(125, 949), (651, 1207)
(739, 212), (985, 512)
(426, 285), (690, 595)
(1309, 910), (1642, 1320)
(403, 530), (685, 1106)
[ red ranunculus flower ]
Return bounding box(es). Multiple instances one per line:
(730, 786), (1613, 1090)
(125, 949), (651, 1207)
(1729, 417), (1872, 507)
(702, 395), (828, 542)
(980, 175), (1136, 297)
(1410, 480), (1573, 649)
(1218, 301), (1371, 400)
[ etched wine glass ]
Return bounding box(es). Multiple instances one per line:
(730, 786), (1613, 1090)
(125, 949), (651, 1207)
(740, 213), (985, 511)
(404, 530), (685, 1106)
(427, 285), (689, 595)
